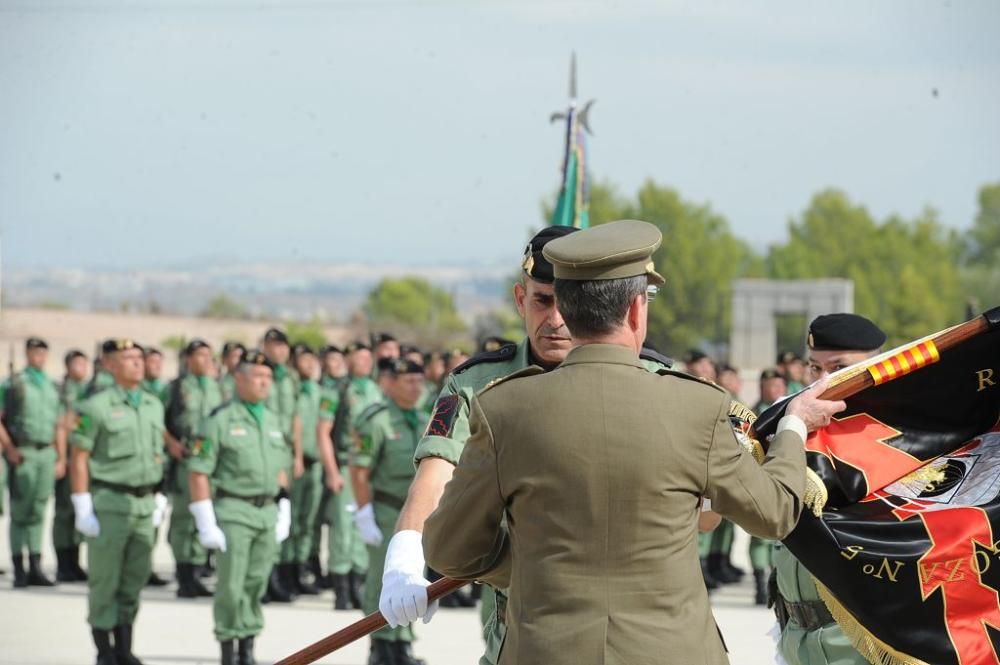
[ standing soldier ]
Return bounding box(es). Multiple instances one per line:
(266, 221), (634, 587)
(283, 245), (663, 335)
(372, 333), (401, 364)
(279, 344), (323, 595)
(218, 342), (246, 403)
(53, 349), (91, 582)
(140, 347), (168, 403)
(163, 338), (222, 598)
(319, 345), (348, 390)
(186, 349), (291, 665)
(1, 337), (61, 588)
(350, 358), (428, 665)
(69, 339), (167, 665)
(85, 342), (117, 397)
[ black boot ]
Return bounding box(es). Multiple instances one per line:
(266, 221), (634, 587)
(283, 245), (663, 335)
(147, 570), (169, 587)
(92, 628), (116, 665)
(114, 624), (144, 665)
(700, 557), (719, 591)
(349, 568), (365, 608)
(27, 554), (55, 586)
(266, 566), (294, 603)
(707, 552), (739, 585)
(70, 545), (88, 581)
(368, 639), (396, 665)
(754, 569), (768, 606)
(722, 554), (746, 581)
(237, 636), (256, 665)
(309, 554), (331, 590)
(279, 563), (300, 600)
(177, 563), (212, 598)
(220, 640), (237, 665)
(294, 562), (320, 595)
(12, 554), (27, 588)
(56, 548), (75, 582)
(392, 641), (426, 665)
(332, 573), (351, 610)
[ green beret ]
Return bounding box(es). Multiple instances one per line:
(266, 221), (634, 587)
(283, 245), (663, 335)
(808, 313), (886, 352)
(542, 220), (665, 285)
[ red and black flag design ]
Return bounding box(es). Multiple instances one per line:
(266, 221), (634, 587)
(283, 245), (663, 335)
(753, 306), (1000, 665)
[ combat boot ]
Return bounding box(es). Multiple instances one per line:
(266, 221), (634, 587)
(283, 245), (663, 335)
(309, 554), (332, 590)
(220, 640), (237, 665)
(12, 554), (27, 588)
(332, 573), (351, 610)
(56, 548), (76, 582)
(266, 566), (294, 603)
(69, 545), (88, 581)
(279, 563), (300, 599)
(295, 562), (320, 595)
(113, 624), (144, 665)
(146, 570), (169, 587)
(237, 636), (256, 665)
(177, 563), (213, 598)
(349, 568), (365, 608)
(722, 553), (746, 581)
(707, 552), (739, 585)
(91, 628), (116, 665)
(700, 557), (719, 591)
(27, 554), (55, 586)
(753, 569), (768, 606)
(368, 639), (396, 665)
(392, 641), (426, 665)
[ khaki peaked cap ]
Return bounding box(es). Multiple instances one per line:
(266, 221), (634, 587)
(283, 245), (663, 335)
(541, 219), (666, 285)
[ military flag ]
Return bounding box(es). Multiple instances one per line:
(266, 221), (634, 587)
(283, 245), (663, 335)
(549, 53), (593, 229)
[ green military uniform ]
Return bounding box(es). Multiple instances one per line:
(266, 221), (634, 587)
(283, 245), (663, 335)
(164, 373), (223, 573)
(219, 372), (237, 403)
(265, 364), (297, 451)
(140, 378), (167, 404)
(414, 339), (672, 663)
(86, 369), (116, 397)
(5, 367), (60, 567)
(189, 400), (285, 642)
(54, 375), (89, 578)
(281, 377), (323, 569)
(70, 384), (165, 629)
(353, 399), (427, 645)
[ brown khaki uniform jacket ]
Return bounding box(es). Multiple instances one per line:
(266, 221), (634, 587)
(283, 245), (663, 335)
(424, 343), (805, 665)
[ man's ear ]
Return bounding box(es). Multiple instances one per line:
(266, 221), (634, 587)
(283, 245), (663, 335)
(513, 281), (527, 320)
(627, 293), (645, 332)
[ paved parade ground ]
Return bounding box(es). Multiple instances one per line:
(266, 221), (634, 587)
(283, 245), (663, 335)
(0, 511), (779, 665)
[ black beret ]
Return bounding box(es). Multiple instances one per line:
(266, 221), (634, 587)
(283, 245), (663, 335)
(375, 357), (396, 374)
(26, 337), (48, 350)
(184, 338), (210, 355)
(480, 336), (515, 353)
(345, 340), (371, 354)
(521, 226), (580, 283)
(222, 341), (246, 356)
(263, 328), (289, 344)
(64, 349), (86, 365)
(239, 349), (275, 371)
(102, 339), (143, 354)
(684, 349), (709, 365)
(320, 344), (343, 357)
(776, 350), (801, 365)
(292, 343), (316, 358)
(760, 368), (785, 382)
(372, 332), (397, 346)
(400, 344), (422, 357)
(389, 358), (424, 376)
(808, 313), (886, 352)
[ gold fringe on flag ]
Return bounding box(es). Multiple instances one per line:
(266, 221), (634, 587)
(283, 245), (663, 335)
(814, 580), (931, 665)
(803, 468), (828, 517)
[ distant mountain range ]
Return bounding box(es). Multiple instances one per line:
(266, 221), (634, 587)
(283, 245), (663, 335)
(2, 260), (513, 322)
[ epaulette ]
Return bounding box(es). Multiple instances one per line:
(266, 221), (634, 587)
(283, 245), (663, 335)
(452, 343), (518, 375)
(357, 401), (389, 425)
(654, 368), (726, 393)
(477, 365), (545, 396)
(639, 347), (674, 368)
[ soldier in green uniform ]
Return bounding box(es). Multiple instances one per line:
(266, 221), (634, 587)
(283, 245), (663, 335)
(1, 337), (60, 587)
(69, 338), (166, 665)
(187, 349), (291, 665)
(772, 313), (885, 665)
(53, 349), (90, 582)
(85, 342), (117, 398)
(140, 347), (168, 403)
(219, 342), (246, 403)
(372, 332), (401, 365)
(164, 338), (222, 598)
(351, 357), (428, 665)
(378, 227), (676, 664)
(261, 327), (301, 603)
(316, 340), (378, 609)
(279, 343), (322, 595)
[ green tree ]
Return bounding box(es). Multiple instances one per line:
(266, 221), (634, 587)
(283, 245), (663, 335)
(200, 294), (247, 319)
(767, 189), (964, 346)
(961, 183), (1000, 314)
(364, 277), (467, 341)
(286, 318), (327, 351)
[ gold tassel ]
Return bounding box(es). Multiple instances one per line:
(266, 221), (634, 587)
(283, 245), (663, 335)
(803, 468), (828, 517)
(814, 580), (931, 665)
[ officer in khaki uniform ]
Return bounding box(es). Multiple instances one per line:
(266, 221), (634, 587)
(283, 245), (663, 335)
(187, 349), (291, 665)
(424, 220), (845, 665)
(378, 227), (676, 665)
(69, 339), (167, 665)
(164, 338), (223, 597)
(772, 313), (886, 665)
(53, 349), (90, 582)
(350, 358), (428, 665)
(0, 337), (61, 588)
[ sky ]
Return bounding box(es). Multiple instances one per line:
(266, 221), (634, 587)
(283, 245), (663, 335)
(1, 0), (998, 271)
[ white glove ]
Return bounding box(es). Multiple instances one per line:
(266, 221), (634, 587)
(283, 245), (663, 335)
(71, 492), (101, 538)
(275, 497), (291, 543)
(354, 503), (383, 546)
(152, 493), (169, 528)
(379, 530), (438, 627)
(189, 499), (227, 552)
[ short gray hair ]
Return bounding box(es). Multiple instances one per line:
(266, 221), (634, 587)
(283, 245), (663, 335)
(554, 275), (648, 338)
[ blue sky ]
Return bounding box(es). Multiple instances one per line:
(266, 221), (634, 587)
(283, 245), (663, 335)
(1, 0), (997, 270)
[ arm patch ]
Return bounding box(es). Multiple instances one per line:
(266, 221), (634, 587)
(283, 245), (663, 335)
(425, 394), (461, 437)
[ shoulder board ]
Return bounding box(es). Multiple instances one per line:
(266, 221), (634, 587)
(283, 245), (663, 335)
(357, 402), (389, 425)
(639, 347), (674, 368)
(209, 400), (233, 418)
(477, 365), (545, 396)
(452, 343), (518, 375)
(728, 399), (757, 425)
(654, 368), (726, 393)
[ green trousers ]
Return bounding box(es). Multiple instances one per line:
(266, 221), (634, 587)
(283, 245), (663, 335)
(168, 459), (205, 565)
(749, 536), (774, 570)
(480, 586), (508, 665)
(8, 446), (56, 556)
(698, 531), (711, 558)
(87, 509), (154, 629)
(327, 471), (368, 575)
(367, 501), (414, 643)
(281, 460), (323, 563)
(53, 474), (82, 549)
(214, 498), (277, 642)
(709, 519), (735, 554)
